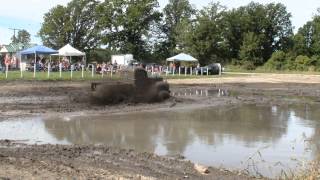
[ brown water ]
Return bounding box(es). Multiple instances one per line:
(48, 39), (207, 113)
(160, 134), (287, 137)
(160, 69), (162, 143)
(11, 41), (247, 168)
(1, 104), (320, 177)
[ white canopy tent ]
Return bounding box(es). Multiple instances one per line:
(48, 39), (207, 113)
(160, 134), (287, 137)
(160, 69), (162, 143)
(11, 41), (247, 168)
(53, 44), (86, 66)
(0, 46), (8, 53)
(58, 44), (85, 56)
(166, 53), (198, 62)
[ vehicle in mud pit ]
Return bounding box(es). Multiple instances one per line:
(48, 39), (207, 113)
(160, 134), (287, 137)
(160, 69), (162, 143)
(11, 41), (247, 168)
(91, 67), (170, 104)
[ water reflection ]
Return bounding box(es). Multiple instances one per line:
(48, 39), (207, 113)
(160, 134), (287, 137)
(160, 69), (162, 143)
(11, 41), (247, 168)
(171, 88), (230, 97)
(1, 104), (320, 177)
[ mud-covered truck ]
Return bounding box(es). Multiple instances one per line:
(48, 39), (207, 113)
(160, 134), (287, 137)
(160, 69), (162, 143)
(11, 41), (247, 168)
(91, 67), (170, 104)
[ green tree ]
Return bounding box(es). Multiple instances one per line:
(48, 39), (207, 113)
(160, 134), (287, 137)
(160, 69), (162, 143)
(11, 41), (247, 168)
(239, 32), (263, 69)
(293, 14), (320, 57)
(39, 0), (100, 50)
(11, 29), (31, 44)
(185, 3), (227, 65)
(162, 0), (196, 56)
(17, 30), (31, 44)
(97, 0), (161, 61)
(223, 2), (293, 64)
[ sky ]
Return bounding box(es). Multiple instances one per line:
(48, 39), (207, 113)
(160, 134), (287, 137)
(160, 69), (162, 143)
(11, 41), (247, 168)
(0, 0), (319, 45)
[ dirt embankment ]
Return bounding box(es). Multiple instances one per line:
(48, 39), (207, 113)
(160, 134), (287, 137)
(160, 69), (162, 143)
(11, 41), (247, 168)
(0, 140), (252, 180)
(1, 73), (320, 179)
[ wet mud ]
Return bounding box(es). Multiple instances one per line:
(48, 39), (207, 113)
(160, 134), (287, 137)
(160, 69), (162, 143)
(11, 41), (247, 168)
(1, 74), (320, 179)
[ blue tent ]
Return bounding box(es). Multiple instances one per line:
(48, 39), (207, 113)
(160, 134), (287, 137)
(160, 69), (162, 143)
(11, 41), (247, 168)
(20, 45), (57, 55)
(20, 45), (57, 78)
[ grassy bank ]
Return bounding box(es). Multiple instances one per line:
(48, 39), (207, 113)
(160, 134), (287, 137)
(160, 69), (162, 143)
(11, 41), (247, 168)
(293, 159), (320, 180)
(225, 65), (320, 75)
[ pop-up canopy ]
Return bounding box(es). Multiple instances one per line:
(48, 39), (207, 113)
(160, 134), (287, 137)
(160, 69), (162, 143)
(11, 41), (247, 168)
(166, 53), (198, 62)
(20, 45), (57, 78)
(20, 45), (57, 55)
(57, 44), (85, 56)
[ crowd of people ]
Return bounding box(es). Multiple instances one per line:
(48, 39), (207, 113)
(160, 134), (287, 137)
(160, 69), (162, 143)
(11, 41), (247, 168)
(1, 54), (203, 75)
(0, 54), (19, 70)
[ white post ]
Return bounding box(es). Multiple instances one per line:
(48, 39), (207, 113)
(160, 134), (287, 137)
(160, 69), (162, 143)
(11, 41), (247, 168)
(190, 67), (192, 76)
(5, 64), (8, 79)
(111, 66), (113, 78)
(201, 67), (203, 76)
(20, 54), (23, 78)
(218, 63), (222, 76)
(20, 65), (23, 78)
(34, 52), (36, 78)
(166, 67), (168, 76)
(47, 63), (51, 79)
(71, 64), (73, 79)
(81, 65), (84, 79)
(59, 63), (62, 78)
(91, 65), (94, 78)
(179, 67), (181, 76)
(102, 69), (104, 78)
(151, 66), (154, 75)
(207, 67), (209, 76)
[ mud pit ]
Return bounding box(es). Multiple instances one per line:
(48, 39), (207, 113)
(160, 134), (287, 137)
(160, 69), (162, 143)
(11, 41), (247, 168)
(1, 73), (320, 179)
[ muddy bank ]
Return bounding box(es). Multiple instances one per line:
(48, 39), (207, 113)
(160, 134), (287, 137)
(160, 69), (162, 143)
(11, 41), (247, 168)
(0, 140), (252, 180)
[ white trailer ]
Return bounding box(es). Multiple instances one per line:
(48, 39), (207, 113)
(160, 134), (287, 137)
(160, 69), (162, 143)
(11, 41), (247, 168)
(111, 54), (133, 66)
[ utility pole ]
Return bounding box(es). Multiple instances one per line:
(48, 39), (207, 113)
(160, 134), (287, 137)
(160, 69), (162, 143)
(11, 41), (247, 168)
(9, 28), (22, 43)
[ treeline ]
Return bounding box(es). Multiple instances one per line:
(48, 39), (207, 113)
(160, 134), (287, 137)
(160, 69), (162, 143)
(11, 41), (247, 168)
(39, 0), (320, 71)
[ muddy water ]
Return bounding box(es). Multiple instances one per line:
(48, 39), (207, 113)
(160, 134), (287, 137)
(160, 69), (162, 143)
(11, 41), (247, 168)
(1, 104), (320, 177)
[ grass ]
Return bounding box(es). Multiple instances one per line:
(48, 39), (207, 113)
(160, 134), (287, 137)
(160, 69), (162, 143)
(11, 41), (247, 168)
(225, 65), (320, 75)
(0, 70), (240, 81)
(293, 158), (320, 180)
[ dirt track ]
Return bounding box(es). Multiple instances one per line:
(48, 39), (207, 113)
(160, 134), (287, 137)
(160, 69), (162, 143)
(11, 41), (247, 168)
(1, 73), (320, 179)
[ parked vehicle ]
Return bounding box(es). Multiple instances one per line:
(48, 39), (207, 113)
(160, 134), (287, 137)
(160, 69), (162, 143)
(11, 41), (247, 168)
(196, 63), (222, 75)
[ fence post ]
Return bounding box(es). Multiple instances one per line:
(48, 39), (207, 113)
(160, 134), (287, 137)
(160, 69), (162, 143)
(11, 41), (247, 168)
(5, 65), (8, 79)
(20, 64), (23, 79)
(190, 67), (192, 76)
(81, 65), (84, 79)
(47, 63), (51, 79)
(207, 67), (209, 76)
(59, 63), (62, 78)
(201, 67), (203, 76)
(91, 65), (94, 78)
(71, 64), (74, 79)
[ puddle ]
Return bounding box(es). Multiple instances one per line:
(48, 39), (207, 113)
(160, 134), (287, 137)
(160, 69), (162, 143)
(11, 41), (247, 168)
(171, 88), (230, 97)
(1, 104), (320, 178)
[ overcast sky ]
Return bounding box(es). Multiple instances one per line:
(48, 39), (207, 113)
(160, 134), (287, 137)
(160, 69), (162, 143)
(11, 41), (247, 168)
(0, 0), (319, 44)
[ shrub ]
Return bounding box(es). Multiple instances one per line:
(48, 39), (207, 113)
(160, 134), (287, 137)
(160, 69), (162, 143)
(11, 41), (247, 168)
(264, 51), (287, 70)
(295, 55), (311, 71)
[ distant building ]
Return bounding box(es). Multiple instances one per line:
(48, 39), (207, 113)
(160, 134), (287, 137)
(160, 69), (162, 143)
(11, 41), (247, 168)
(0, 43), (36, 69)
(111, 54), (134, 66)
